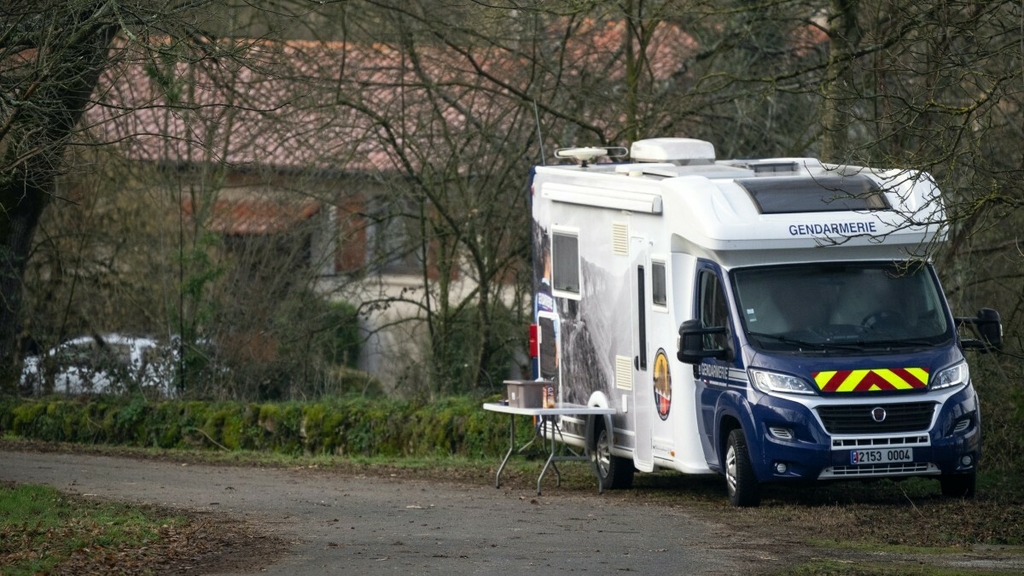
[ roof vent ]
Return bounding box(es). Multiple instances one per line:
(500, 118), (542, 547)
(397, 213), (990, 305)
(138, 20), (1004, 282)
(630, 138), (715, 165)
(751, 162), (799, 174)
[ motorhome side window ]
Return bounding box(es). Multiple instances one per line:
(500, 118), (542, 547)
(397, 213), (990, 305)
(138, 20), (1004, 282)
(552, 232), (580, 295)
(698, 270), (730, 349)
(652, 261), (667, 308)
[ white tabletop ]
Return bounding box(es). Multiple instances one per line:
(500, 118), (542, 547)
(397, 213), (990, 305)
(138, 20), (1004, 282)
(483, 402), (616, 417)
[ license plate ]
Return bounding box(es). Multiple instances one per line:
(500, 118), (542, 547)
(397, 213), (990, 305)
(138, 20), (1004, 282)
(849, 448), (913, 465)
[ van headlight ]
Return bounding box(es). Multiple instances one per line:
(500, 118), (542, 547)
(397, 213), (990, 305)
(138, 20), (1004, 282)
(931, 361), (969, 391)
(749, 369), (817, 395)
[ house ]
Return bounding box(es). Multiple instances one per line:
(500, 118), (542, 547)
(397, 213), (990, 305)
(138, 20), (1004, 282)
(80, 21), (712, 388)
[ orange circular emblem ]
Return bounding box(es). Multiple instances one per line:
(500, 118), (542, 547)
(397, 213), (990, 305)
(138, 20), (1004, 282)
(654, 349), (671, 421)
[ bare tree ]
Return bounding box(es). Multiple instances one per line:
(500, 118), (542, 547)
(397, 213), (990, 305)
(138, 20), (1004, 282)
(10, 0), (1022, 403)
(808, 1), (1023, 322)
(5, 1), (375, 398)
(0, 1), (123, 388)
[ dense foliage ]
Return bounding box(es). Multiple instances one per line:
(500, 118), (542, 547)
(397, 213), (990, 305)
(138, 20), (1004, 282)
(0, 395), (533, 459)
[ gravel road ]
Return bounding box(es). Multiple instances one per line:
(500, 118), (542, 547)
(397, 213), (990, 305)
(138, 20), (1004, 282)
(0, 450), (771, 575)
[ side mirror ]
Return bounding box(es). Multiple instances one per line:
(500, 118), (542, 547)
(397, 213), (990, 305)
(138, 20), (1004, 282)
(957, 308), (1003, 353)
(975, 308), (1002, 350)
(677, 319), (731, 364)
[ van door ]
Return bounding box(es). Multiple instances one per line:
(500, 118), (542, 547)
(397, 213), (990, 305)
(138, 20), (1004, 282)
(631, 236), (654, 472)
(692, 262), (736, 469)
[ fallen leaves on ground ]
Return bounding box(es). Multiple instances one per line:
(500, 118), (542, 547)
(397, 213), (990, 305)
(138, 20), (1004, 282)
(0, 509), (287, 575)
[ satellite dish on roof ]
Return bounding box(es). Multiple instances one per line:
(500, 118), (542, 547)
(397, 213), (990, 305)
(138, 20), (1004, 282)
(555, 146), (627, 167)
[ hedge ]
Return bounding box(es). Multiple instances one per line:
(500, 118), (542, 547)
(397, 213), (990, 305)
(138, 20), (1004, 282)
(0, 395), (540, 459)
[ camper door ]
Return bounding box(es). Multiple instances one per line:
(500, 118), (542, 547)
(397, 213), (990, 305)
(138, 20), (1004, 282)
(630, 236), (654, 472)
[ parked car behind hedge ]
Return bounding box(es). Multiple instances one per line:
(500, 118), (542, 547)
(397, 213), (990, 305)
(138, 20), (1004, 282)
(20, 334), (176, 397)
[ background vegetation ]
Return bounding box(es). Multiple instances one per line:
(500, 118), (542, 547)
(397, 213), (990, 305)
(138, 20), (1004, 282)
(1, 2), (1022, 466)
(0, 395), (528, 459)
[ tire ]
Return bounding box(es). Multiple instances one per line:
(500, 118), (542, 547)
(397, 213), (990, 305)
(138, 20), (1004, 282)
(940, 471), (977, 498)
(725, 429), (761, 507)
(592, 419), (634, 490)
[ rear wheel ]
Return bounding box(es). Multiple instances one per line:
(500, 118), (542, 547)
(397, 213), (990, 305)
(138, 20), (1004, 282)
(592, 419), (634, 489)
(725, 429), (761, 507)
(940, 471), (976, 498)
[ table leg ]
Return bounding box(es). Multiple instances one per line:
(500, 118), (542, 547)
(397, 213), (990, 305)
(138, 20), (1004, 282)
(548, 420), (562, 485)
(487, 408), (610, 496)
(495, 413), (515, 488)
(538, 455), (553, 495)
(536, 417), (562, 495)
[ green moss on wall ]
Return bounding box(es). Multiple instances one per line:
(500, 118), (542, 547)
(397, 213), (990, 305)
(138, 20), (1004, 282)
(0, 395), (538, 460)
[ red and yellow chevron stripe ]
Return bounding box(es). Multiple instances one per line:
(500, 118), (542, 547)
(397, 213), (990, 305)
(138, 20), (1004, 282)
(813, 368), (930, 393)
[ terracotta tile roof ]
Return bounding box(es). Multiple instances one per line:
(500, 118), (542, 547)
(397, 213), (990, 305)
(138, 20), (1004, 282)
(181, 196), (321, 235)
(85, 20), (702, 172)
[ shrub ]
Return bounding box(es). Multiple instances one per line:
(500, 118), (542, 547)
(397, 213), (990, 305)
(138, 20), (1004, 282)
(0, 394), (529, 459)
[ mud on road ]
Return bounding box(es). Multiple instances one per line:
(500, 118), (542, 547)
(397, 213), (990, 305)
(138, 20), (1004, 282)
(1, 448), (777, 575)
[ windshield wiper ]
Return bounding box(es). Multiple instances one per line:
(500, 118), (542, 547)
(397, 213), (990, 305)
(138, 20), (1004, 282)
(747, 332), (807, 345)
(852, 338), (944, 350)
(747, 332), (827, 350)
(748, 332), (876, 353)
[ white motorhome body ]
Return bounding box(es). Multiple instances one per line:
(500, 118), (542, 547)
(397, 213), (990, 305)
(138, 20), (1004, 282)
(529, 138), (1000, 505)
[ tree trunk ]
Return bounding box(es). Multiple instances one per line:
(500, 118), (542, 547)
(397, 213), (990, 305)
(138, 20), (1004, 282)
(0, 12), (118, 389)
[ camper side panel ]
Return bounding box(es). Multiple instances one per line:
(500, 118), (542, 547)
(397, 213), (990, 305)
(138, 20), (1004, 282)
(532, 179), (636, 445)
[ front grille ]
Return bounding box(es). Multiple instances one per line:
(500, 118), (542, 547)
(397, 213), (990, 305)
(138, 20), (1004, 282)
(816, 402), (937, 434)
(822, 462), (936, 478)
(831, 435), (929, 449)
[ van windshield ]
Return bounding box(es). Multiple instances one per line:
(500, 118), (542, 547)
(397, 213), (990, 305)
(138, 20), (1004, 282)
(731, 262), (953, 352)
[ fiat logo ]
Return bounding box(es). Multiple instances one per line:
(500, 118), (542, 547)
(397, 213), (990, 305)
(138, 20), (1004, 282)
(871, 407), (887, 423)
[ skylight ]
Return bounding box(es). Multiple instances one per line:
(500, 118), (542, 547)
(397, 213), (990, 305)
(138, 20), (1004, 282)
(738, 175), (889, 214)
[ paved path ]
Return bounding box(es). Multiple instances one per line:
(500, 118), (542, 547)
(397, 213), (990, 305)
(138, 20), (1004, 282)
(0, 450), (766, 575)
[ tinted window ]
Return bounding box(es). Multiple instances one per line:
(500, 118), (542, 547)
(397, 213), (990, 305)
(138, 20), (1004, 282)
(552, 232), (580, 294)
(738, 175), (889, 214)
(652, 261), (667, 307)
(698, 270), (730, 350)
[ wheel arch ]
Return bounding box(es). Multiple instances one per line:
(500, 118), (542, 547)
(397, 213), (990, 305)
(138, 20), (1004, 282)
(585, 391), (613, 453)
(718, 414), (742, 469)
(715, 391), (761, 478)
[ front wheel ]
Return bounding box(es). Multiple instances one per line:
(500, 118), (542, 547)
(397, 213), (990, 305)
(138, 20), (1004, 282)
(725, 429), (760, 507)
(592, 419), (634, 490)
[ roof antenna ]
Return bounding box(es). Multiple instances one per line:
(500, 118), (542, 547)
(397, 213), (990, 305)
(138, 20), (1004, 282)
(532, 100), (546, 166)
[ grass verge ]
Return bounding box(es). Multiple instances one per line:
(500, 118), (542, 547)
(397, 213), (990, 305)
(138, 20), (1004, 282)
(0, 482), (188, 575)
